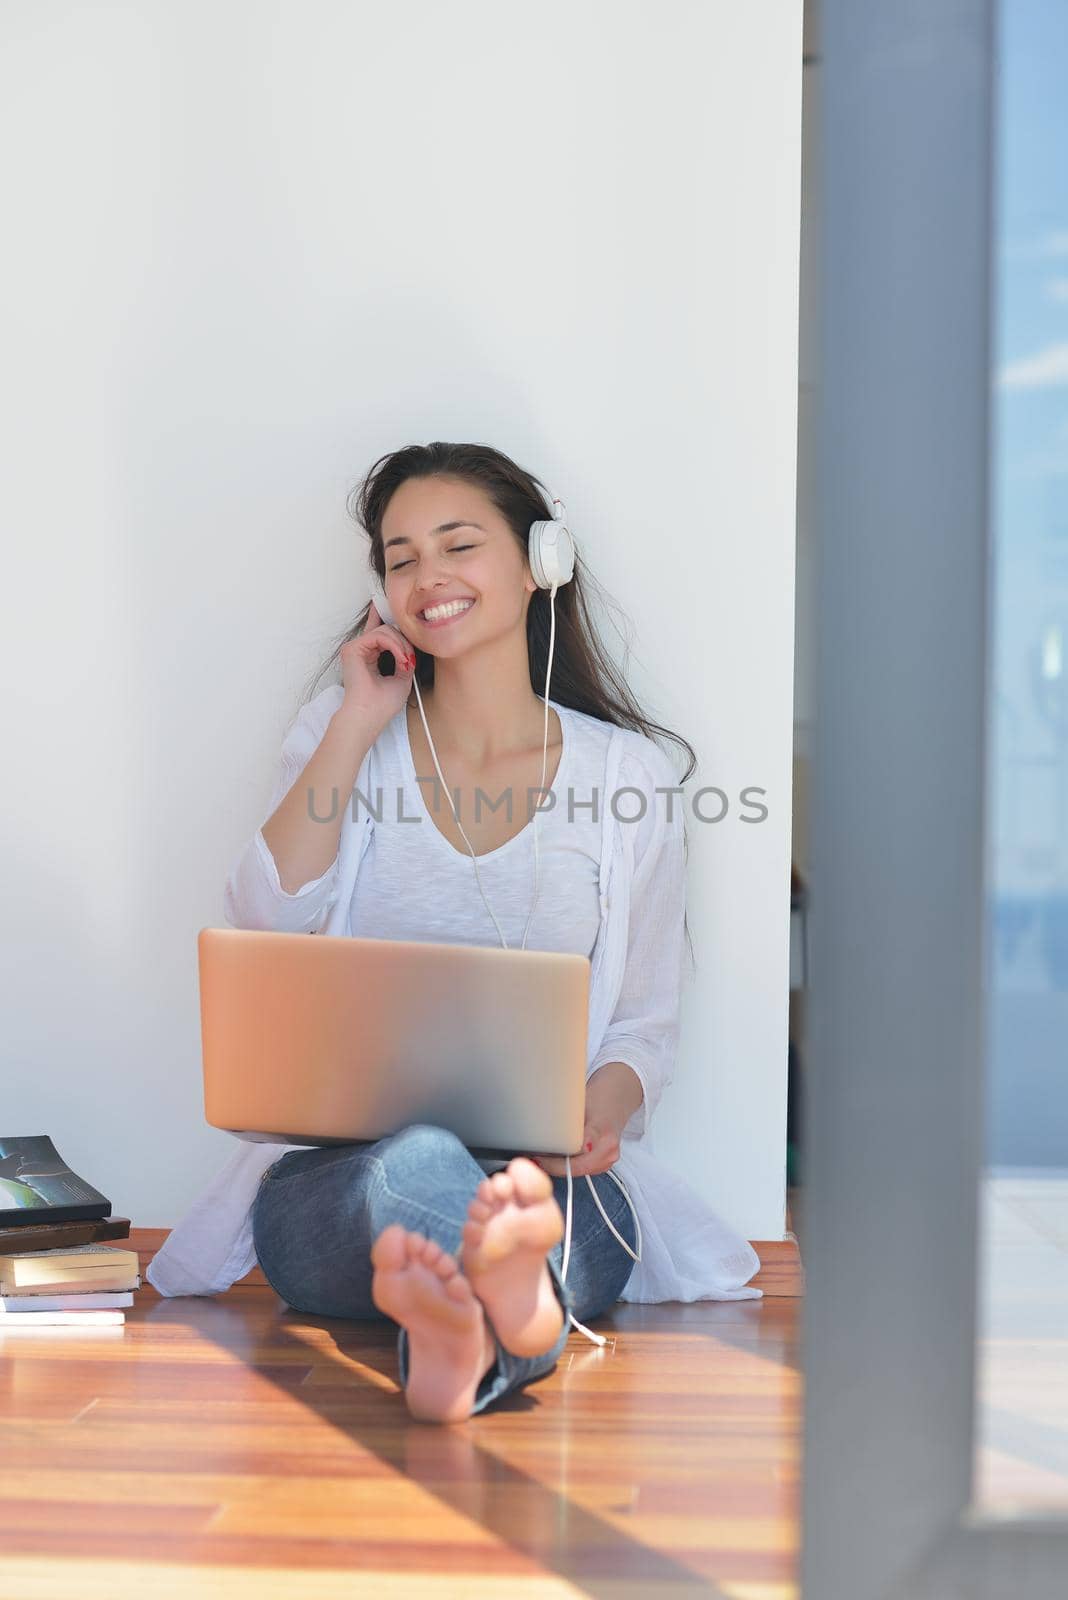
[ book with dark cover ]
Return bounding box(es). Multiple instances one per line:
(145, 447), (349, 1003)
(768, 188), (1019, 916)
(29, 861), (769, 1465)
(0, 1216), (131, 1255)
(0, 1136), (112, 1227)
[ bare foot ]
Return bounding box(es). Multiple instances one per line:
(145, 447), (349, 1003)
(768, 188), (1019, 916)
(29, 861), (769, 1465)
(370, 1224), (497, 1423)
(461, 1157), (566, 1358)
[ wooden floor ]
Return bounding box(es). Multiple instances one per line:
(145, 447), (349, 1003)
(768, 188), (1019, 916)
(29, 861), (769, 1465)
(0, 1229), (802, 1599)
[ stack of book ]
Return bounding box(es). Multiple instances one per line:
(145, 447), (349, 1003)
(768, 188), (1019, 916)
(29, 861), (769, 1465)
(0, 1135), (138, 1331)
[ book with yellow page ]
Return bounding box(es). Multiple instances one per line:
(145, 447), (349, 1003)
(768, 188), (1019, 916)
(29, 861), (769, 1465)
(0, 1243), (140, 1296)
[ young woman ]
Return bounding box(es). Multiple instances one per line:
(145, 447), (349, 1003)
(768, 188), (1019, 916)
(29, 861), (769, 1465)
(146, 442), (763, 1423)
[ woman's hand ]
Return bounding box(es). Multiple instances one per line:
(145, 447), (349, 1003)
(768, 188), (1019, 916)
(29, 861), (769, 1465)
(531, 1114), (621, 1179)
(338, 598), (418, 726)
(529, 1064), (643, 1179)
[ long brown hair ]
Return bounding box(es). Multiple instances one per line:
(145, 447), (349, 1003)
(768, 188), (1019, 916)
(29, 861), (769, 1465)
(301, 441), (698, 964)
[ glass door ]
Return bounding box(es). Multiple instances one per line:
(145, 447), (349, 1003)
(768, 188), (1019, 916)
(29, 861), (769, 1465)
(800, 2), (1068, 1594)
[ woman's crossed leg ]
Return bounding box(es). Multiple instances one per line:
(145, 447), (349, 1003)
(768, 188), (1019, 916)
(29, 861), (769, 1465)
(251, 1122), (637, 1422)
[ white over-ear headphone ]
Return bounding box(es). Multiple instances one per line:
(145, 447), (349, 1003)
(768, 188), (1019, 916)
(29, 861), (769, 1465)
(366, 485), (640, 1345)
(526, 491), (577, 591)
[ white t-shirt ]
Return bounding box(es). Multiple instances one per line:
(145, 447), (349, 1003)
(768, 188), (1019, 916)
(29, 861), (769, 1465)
(349, 701), (609, 958)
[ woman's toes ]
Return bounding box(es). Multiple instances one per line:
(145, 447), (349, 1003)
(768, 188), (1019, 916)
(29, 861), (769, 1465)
(417, 1236), (445, 1267)
(489, 1170), (515, 1202)
(429, 1247), (460, 1283)
(507, 1156), (554, 1203)
(371, 1222), (408, 1272)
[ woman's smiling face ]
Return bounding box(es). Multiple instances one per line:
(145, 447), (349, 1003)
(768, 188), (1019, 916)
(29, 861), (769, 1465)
(380, 475), (536, 654)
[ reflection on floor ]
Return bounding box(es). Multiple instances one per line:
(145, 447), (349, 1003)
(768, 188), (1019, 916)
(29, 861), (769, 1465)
(975, 1169), (1068, 1508)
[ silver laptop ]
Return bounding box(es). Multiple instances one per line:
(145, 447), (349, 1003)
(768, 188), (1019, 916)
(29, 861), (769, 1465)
(197, 928), (590, 1158)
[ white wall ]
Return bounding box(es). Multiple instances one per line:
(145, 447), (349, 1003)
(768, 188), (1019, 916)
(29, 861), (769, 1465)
(1, 1), (801, 1245)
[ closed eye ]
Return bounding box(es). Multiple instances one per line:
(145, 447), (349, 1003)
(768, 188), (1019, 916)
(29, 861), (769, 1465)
(388, 544), (475, 572)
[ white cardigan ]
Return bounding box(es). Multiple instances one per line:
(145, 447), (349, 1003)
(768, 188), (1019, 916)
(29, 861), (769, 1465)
(146, 685), (762, 1304)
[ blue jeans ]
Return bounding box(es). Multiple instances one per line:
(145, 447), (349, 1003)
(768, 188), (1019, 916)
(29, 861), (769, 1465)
(250, 1122), (638, 1415)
